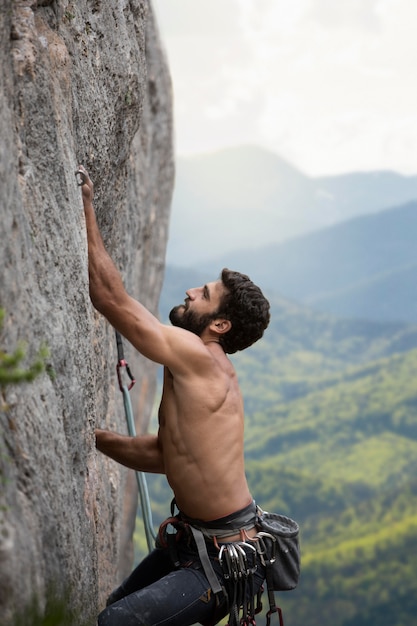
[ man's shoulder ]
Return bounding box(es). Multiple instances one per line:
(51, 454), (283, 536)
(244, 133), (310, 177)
(162, 325), (217, 374)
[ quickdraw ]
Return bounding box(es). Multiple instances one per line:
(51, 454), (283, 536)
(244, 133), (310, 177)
(218, 540), (261, 626)
(218, 532), (287, 626)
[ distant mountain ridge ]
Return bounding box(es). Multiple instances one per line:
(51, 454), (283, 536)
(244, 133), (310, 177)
(196, 200), (417, 323)
(166, 144), (417, 266)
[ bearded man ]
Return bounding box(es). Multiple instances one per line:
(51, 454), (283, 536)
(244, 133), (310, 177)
(78, 166), (270, 626)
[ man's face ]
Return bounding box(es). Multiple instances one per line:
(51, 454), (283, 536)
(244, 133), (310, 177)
(169, 281), (226, 336)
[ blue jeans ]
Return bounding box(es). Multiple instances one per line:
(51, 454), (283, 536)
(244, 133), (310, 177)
(97, 535), (265, 626)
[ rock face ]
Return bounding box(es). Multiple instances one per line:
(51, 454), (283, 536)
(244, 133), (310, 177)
(0, 1), (173, 623)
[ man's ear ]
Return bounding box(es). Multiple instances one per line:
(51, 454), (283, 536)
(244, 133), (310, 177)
(210, 318), (232, 335)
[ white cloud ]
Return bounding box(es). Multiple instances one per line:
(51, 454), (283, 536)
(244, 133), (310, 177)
(153, 0), (417, 175)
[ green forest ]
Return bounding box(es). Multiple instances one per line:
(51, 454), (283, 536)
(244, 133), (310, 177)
(132, 286), (417, 626)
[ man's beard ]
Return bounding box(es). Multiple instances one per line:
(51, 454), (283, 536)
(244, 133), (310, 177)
(169, 305), (216, 337)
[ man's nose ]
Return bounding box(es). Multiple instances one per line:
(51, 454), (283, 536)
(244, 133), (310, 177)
(186, 287), (198, 300)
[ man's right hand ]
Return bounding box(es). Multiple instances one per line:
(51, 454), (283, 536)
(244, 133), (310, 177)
(94, 428), (165, 474)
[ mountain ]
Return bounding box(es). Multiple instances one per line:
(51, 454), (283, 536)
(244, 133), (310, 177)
(166, 145), (417, 265)
(196, 201), (417, 323)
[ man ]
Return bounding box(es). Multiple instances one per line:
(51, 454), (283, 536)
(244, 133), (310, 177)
(78, 166), (270, 626)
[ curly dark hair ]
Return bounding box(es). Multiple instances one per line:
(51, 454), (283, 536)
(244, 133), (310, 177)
(216, 268), (270, 354)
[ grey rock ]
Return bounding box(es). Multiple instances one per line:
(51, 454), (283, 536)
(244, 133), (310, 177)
(0, 1), (173, 622)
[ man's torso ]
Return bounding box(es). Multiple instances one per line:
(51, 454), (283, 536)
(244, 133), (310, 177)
(158, 343), (252, 521)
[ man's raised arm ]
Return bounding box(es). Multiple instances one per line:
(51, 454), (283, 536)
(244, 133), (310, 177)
(78, 165), (132, 317)
(78, 166), (201, 370)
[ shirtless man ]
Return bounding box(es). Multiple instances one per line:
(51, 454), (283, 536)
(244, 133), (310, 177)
(78, 166), (270, 626)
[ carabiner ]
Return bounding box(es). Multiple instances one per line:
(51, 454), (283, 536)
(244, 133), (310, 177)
(235, 543), (249, 577)
(266, 606), (284, 626)
(228, 544), (240, 581)
(256, 531), (277, 564)
(75, 168), (87, 186)
(219, 544), (231, 579)
(116, 358), (136, 391)
(253, 536), (268, 567)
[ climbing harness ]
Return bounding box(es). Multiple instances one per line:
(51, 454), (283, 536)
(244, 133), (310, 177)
(158, 500), (288, 626)
(115, 330), (156, 552)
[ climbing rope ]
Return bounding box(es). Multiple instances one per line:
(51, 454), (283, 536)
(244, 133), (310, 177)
(115, 330), (156, 552)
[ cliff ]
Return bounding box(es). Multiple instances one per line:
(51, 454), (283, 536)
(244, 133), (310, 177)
(0, 0), (174, 623)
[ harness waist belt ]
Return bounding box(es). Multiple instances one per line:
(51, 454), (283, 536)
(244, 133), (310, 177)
(181, 500), (257, 539)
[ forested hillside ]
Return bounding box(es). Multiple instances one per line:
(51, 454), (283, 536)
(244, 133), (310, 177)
(229, 291), (417, 417)
(243, 346), (417, 626)
(134, 278), (417, 625)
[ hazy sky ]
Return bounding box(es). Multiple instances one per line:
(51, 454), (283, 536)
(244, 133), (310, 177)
(153, 0), (417, 177)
